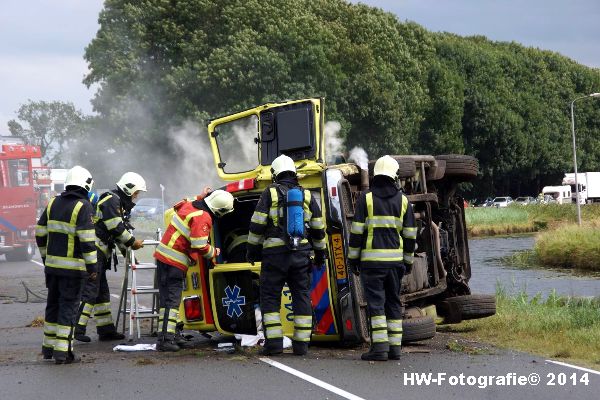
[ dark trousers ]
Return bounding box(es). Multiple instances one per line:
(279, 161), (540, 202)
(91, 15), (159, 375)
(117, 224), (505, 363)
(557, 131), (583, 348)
(157, 260), (185, 308)
(361, 267), (404, 320)
(260, 251), (312, 315)
(76, 251), (115, 335)
(156, 260), (185, 339)
(44, 273), (85, 360)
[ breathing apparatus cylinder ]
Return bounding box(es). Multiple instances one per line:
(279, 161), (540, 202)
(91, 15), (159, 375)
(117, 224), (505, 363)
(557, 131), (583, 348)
(286, 188), (304, 249)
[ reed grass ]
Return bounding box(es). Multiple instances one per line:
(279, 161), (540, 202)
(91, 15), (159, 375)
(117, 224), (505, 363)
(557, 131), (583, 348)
(442, 286), (600, 369)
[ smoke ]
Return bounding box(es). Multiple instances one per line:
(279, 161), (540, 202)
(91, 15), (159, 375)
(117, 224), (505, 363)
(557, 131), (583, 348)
(324, 121), (344, 162)
(167, 120), (221, 199)
(348, 146), (369, 170)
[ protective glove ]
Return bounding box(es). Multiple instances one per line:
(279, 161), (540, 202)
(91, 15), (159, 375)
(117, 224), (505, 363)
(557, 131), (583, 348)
(88, 272), (98, 282)
(313, 250), (326, 266)
(348, 259), (360, 276)
(403, 262), (413, 275)
(131, 239), (144, 250)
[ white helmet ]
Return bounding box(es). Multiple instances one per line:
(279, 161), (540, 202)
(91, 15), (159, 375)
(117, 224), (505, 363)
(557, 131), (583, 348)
(271, 154), (296, 178)
(373, 155), (399, 180)
(204, 189), (235, 217)
(116, 172), (147, 197)
(65, 166), (94, 192)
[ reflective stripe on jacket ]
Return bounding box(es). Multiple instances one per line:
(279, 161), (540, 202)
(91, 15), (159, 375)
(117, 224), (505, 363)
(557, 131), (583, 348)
(348, 189), (416, 268)
(95, 191), (135, 256)
(154, 201), (216, 272)
(247, 183), (326, 255)
(35, 189), (97, 277)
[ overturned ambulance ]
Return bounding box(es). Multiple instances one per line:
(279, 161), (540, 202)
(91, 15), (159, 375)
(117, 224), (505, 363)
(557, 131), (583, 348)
(177, 98), (495, 345)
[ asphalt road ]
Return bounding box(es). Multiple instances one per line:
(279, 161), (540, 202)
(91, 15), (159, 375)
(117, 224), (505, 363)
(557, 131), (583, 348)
(1, 255), (599, 400)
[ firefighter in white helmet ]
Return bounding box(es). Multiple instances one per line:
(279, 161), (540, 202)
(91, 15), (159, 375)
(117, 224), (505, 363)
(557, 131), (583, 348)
(75, 172), (147, 343)
(347, 155), (417, 361)
(246, 154), (327, 356)
(154, 189), (235, 351)
(36, 166), (97, 364)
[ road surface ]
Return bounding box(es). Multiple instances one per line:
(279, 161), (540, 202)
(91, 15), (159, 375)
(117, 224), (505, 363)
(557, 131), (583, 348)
(1, 255), (598, 400)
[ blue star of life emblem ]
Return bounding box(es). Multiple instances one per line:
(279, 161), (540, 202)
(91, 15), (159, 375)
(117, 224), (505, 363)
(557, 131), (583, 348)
(222, 285), (246, 318)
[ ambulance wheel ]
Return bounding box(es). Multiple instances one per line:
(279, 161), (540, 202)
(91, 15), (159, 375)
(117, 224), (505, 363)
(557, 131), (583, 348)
(402, 316), (436, 343)
(435, 155), (479, 181)
(445, 294), (496, 320)
(5, 243), (35, 262)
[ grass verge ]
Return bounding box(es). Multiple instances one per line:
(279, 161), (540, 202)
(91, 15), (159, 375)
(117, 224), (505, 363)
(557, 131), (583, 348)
(535, 221), (600, 271)
(440, 287), (600, 369)
(465, 204), (600, 237)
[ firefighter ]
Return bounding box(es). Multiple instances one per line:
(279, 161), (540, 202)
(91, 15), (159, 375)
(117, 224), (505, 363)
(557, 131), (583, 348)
(246, 154), (327, 356)
(347, 155), (417, 361)
(36, 166), (97, 364)
(74, 172), (146, 342)
(154, 189), (235, 351)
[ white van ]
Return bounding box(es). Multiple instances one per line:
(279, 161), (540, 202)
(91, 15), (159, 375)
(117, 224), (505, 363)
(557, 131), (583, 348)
(542, 185), (571, 204)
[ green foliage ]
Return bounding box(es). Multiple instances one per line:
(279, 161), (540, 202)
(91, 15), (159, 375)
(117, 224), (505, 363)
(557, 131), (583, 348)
(83, 0), (600, 197)
(8, 100), (86, 167)
(448, 288), (600, 367)
(535, 221), (600, 271)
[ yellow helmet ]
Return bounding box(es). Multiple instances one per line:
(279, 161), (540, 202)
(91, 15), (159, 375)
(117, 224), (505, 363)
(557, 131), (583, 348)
(204, 190), (235, 217)
(373, 155), (399, 180)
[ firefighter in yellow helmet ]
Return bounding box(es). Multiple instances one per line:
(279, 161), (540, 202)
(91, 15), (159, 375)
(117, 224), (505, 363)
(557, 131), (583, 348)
(36, 166), (97, 364)
(347, 155), (417, 361)
(246, 154), (327, 356)
(154, 189), (235, 351)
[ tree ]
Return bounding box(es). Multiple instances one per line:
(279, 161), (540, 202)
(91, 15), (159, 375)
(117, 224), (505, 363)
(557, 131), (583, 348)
(8, 101), (86, 167)
(83, 0), (600, 198)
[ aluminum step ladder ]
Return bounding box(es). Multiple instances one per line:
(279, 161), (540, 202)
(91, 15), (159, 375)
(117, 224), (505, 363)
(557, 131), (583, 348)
(116, 233), (162, 340)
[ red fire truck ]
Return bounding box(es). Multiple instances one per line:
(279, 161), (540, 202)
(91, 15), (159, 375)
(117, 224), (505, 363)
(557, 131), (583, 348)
(0, 136), (51, 261)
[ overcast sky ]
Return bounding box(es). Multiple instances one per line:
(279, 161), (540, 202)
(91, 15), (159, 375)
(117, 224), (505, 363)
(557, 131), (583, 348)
(1, 0), (598, 136)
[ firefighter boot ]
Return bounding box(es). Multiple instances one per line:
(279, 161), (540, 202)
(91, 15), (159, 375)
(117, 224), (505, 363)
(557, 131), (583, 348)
(292, 341), (308, 356)
(388, 345), (402, 360)
(98, 330), (126, 341)
(42, 347), (53, 360)
(262, 338), (283, 356)
(361, 343), (389, 361)
(157, 308), (180, 352)
(74, 326), (91, 343)
(157, 335), (180, 352)
(55, 353), (81, 365)
(174, 322), (190, 347)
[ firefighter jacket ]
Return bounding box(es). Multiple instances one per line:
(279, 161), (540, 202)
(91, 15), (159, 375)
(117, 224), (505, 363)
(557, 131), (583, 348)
(35, 188), (97, 277)
(247, 177), (327, 257)
(95, 189), (136, 257)
(348, 177), (417, 268)
(154, 200), (217, 272)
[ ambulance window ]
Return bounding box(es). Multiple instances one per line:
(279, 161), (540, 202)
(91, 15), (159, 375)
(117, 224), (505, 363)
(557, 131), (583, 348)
(214, 115), (259, 173)
(8, 159), (30, 186)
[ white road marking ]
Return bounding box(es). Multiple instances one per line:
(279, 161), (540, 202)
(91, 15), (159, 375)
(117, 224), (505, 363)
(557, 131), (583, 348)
(259, 357), (366, 400)
(30, 259), (44, 267)
(545, 359), (600, 376)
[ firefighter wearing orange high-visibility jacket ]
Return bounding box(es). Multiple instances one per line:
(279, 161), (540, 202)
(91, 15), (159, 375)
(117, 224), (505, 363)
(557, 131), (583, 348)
(347, 155), (417, 362)
(153, 189), (235, 352)
(246, 154), (327, 357)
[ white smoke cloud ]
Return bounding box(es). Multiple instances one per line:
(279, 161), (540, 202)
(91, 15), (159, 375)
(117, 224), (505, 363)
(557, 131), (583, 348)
(348, 146), (369, 170)
(167, 120), (221, 200)
(324, 120), (344, 163)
